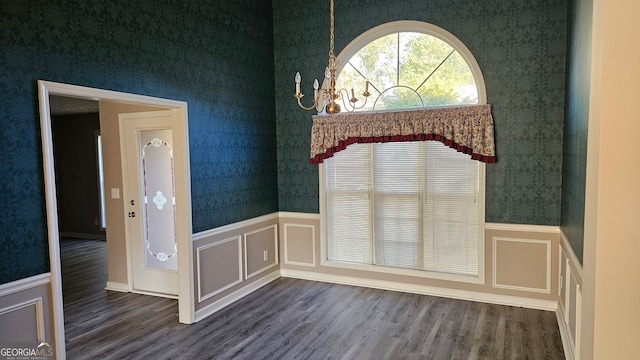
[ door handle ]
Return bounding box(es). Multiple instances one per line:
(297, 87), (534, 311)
(128, 211), (136, 218)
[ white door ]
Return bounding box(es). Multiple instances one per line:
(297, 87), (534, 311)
(120, 110), (179, 297)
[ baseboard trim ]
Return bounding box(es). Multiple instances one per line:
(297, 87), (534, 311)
(105, 281), (129, 293)
(280, 269), (558, 312)
(0, 273), (51, 297)
(556, 307), (574, 360)
(194, 270), (280, 322)
(60, 232), (106, 240)
(192, 213), (279, 242)
(132, 289), (178, 299)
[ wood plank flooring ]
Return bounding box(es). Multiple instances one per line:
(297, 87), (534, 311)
(61, 239), (564, 359)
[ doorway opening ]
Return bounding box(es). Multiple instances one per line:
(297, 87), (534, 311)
(38, 80), (194, 359)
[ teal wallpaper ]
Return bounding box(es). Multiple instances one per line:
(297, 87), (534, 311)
(561, 0), (592, 265)
(0, 0), (278, 284)
(273, 0), (567, 224)
(0, 0), (572, 284)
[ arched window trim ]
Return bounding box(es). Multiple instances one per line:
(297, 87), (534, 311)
(310, 21), (496, 164)
(336, 20), (487, 105)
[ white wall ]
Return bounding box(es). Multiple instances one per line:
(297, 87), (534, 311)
(580, 0), (640, 358)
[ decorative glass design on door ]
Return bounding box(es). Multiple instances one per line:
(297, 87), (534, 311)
(138, 129), (177, 271)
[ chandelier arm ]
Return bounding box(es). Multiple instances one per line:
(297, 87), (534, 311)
(335, 88), (371, 112)
(295, 95), (321, 111)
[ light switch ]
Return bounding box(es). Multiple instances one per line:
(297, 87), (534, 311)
(111, 188), (120, 199)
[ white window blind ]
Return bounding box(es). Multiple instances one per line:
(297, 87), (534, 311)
(373, 142), (423, 269)
(325, 141), (480, 277)
(326, 144), (373, 264)
(423, 141), (479, 276)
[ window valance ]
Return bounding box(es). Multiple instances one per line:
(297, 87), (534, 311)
(309, 104), (496, 164)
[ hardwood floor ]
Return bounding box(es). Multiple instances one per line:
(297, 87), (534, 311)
(61, 239), (564, 360)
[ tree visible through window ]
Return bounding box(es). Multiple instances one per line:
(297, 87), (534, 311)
(336, 31), (478, 111)
(323, 22), (485, 280)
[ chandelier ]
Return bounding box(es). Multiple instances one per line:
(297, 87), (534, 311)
(293, 0), (371, 114)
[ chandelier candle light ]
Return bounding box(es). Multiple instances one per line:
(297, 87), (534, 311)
(294, 0), (371, 114)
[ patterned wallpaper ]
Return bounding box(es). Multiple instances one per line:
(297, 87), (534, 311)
(561, 0), (593, 265)
(0, 0), (278, 284)
(273, 0), (568, 224)
(0, 0), (573, 284)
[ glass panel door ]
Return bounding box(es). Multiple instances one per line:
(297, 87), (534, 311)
(138, 129), (177, 271)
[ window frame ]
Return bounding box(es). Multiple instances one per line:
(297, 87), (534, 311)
(319, 21), (486, 285)
(336, 20), (486, 106)
(96, 131), (107, 230)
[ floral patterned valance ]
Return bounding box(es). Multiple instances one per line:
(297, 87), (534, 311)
(309, 104), (496, 164)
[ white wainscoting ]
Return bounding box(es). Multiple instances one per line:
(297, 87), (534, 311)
(192, 213), (280, 320)
(492, 237), (552, 294)
(191, 211), (579, 360)
(244, 224), (279, 279)
(0, 273), (52, 343)
(283, 223), (316, 267)
(485, 223), (560, 233)
(193, 213), (279, 241)
(557, 230), (583, 360)
(279, 216), (561, 310)
(196, 236), (243, 303)
(0, 297), (46, 341)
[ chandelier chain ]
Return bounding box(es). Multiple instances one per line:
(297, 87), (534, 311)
(293, 0), (370, 114)
(329, 0), (335, 60)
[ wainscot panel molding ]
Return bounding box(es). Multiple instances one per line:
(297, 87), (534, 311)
(196, 236), (243, 303)
(283, 223), (316, 267)
(244, 225), (279, 279)
(492, 237), (552, 294)
(560, 230), (583, 282)
(192, 213), (280, 317)
(0, 297), (45, 342)
(279, 216), (561, 301)
(557, 229), (583, 360)
(280, 269), (557, 311)
(278, 216), (563, 296)
(194, 213), (576, 357)
(0, 273), (53, 344)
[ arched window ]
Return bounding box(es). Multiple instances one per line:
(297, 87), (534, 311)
(336, 21), (486, 111)
(321, 21), (486, 282)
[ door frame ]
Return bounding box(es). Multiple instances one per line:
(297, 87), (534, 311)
(37, 80), (195, 359)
